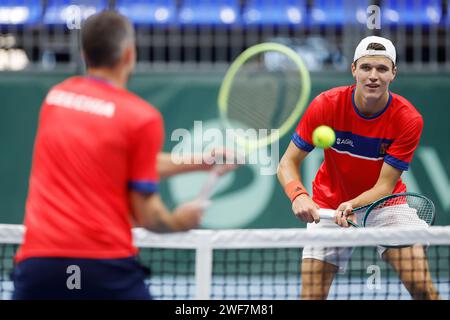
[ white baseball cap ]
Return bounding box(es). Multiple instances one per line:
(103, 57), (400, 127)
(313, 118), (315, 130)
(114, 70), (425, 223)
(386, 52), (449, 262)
(353, 36), (396, 65)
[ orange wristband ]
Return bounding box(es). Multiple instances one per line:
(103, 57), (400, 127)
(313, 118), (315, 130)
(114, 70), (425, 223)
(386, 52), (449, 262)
(284, 180), (309, 203)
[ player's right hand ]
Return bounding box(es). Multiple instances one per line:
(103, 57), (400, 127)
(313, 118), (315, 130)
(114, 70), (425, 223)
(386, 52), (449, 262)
(173, 200), (209, 231)
(292, 194), (321, 223)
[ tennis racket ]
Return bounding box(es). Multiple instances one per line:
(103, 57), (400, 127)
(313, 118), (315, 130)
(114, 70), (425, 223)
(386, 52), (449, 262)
(197, 42), (311, 201)
(319, 192), (436, 228)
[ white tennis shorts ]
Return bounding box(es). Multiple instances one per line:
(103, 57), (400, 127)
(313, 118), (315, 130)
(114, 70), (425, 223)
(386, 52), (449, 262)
(302, 204), (428, 273)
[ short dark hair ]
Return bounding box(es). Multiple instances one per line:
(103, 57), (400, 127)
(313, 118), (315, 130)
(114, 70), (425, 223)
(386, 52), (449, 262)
(81, 10), (134, 68)
(353, 42), (396, 69)
(366, 42), (386, 51)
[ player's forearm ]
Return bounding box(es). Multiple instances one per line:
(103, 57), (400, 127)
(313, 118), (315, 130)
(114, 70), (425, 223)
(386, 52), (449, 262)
(157, 152), (208, 179)
(130, 191), (183, 233)
(134, 203), (174, 233)
(140, 207), (185, 233)
(349, 184), (394, 209)
(150, 211), (184, 233)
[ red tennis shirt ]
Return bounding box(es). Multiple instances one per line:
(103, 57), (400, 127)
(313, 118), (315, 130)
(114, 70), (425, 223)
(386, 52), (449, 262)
(16, 76), (164, 263)
(293, 85), (423, 209)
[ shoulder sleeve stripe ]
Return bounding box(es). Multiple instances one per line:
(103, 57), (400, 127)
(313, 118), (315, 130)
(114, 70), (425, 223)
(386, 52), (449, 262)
(292, 132), (315, 152)
(128, 181), (159, 194)
(384, 154), (409, 171)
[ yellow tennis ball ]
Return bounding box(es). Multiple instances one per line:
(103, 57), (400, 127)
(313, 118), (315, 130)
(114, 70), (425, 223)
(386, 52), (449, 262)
(312, 125), (336, 149)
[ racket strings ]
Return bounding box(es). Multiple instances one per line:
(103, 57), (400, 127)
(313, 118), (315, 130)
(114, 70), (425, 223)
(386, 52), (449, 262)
(226, 55), (302, 131)
(228, 79), (280, 129)
(228, 78), (300, 130)
(229, 74), (294, 128)
(365, 195), (435, 228)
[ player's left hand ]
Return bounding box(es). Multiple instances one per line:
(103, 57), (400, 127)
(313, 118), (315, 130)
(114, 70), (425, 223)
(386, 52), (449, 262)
(335, 202), (357, 228)
(201, 148), (239, 176)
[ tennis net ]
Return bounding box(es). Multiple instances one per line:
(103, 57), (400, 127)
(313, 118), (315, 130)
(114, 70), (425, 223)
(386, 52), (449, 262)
(1, 224), (449, 300)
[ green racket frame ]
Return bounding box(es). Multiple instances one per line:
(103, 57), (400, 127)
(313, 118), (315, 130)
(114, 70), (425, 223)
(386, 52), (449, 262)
(346, 192), (436, 228)
(217, 42), (311, 150)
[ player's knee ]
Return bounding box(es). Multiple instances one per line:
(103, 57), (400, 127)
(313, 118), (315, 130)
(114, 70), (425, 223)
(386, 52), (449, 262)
(301, 283), (329, 300)
(410, 289), (438, 300)
(405, 280), (439, 300)
(301, 292), (328, 300)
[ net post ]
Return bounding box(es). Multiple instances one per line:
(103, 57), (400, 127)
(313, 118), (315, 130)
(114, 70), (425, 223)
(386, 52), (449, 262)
(195, 244), (213, 300)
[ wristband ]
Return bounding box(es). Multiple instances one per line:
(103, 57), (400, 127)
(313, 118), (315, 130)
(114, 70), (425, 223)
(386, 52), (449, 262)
(284, 180), (309, 203)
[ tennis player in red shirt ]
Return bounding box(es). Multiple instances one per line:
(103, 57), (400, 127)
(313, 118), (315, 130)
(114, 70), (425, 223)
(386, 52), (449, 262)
(12, 11), (233, 300)
(278, 36), (439, 300)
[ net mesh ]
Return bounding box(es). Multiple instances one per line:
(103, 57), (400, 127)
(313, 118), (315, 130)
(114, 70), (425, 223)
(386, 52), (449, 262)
(1, 225), (449, 300)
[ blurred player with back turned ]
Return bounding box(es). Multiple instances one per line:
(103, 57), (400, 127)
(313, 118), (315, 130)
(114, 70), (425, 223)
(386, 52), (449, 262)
(277, 36), (440, 300)
(12, 11), (232, 300)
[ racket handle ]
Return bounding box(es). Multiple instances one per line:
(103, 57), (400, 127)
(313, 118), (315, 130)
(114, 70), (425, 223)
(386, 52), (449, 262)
(319, 208), (359, 227)
(318, 208), (336, 220)
(197, 168), (221, 202)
